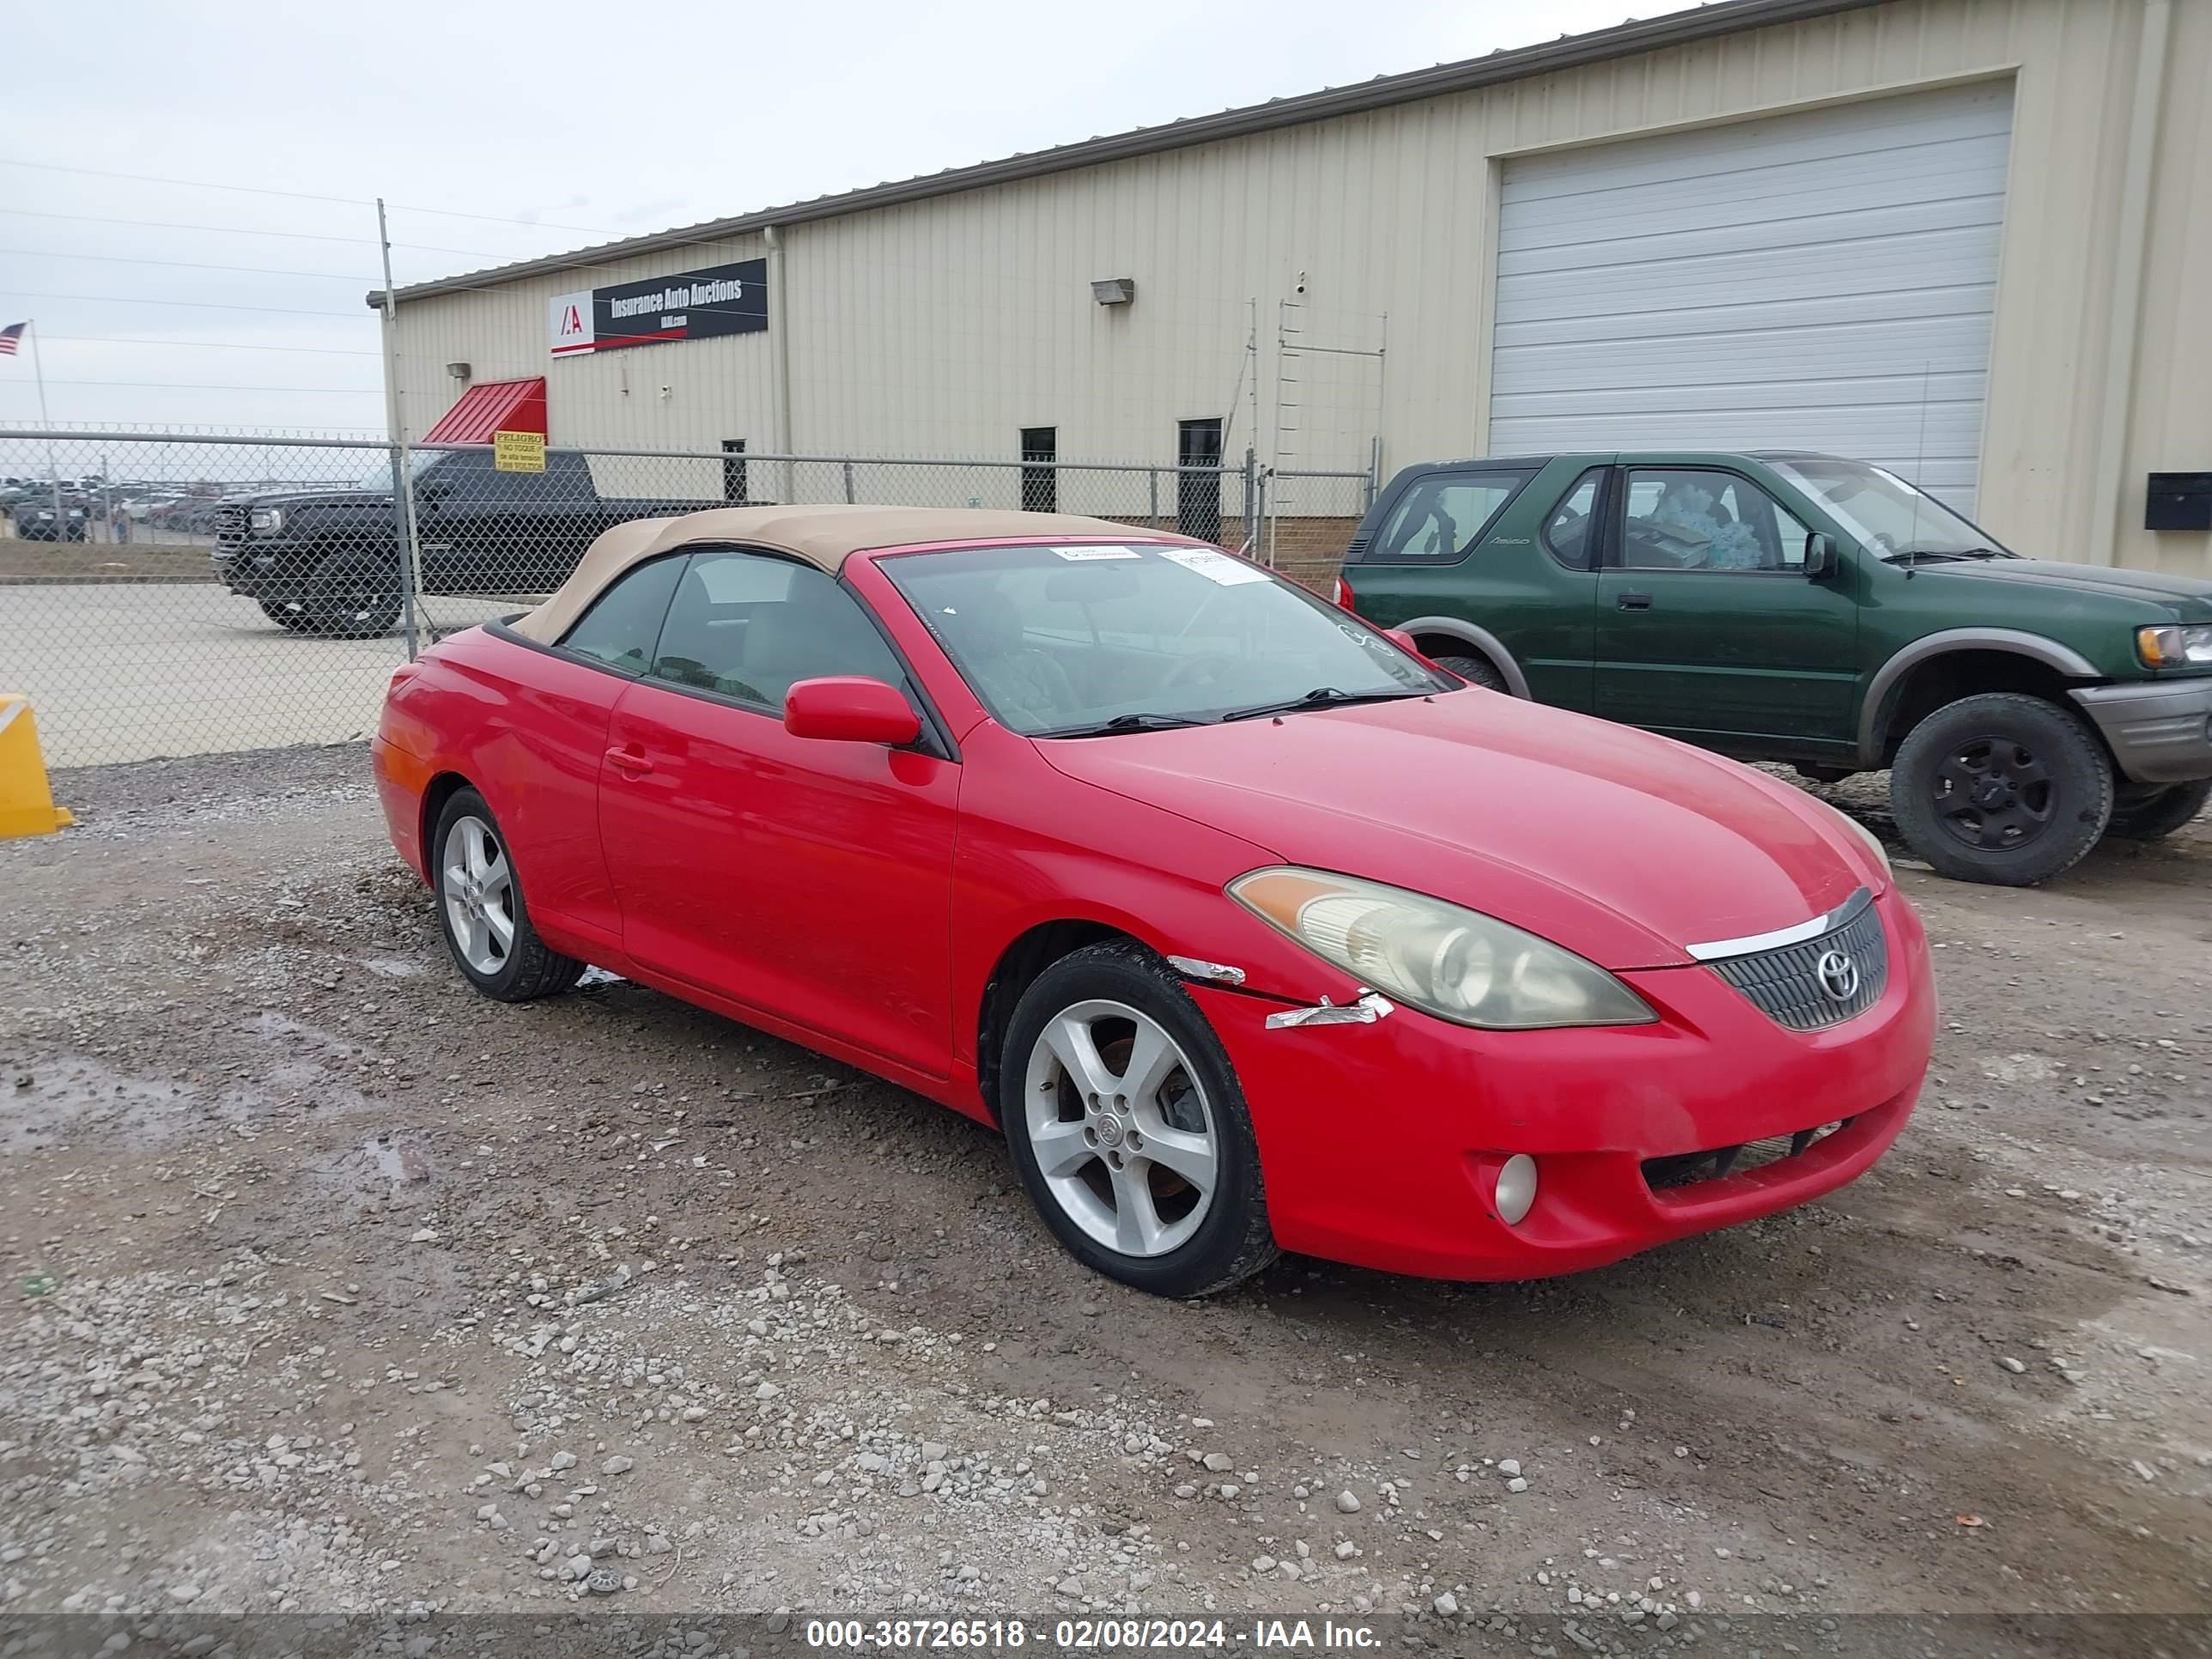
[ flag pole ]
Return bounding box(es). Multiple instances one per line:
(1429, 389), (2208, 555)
(27, 319), (64, 524)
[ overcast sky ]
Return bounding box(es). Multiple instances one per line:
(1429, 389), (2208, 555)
(2, 0), (1694, 439)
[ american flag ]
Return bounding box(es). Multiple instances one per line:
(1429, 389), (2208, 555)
(0, 322), (24, 357)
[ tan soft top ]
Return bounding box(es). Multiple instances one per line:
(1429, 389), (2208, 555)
(509, 504), (1176, 642)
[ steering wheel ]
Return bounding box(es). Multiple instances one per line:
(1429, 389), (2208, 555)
(1158, 653), (1243, 696)
(1866, 531), (1899, 556)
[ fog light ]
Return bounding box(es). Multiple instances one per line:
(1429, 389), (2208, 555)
(1494, 1154), (1538, 1225)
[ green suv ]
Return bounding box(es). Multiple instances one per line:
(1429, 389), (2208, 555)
(1337, 452), (2212, 885)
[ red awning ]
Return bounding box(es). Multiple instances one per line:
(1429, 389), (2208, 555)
(422, 376), (547, 444)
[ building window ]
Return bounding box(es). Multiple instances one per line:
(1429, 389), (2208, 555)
(1020, 427), (1057, 513)
(1176, 417), (1223, 542)
(722, 439), (748, 506)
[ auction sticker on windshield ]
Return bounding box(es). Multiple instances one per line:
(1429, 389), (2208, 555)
(1048, 545), (1144, 561)
(1154, 545), (1271, 585)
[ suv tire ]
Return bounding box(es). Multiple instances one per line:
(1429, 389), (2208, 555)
(304, 548), (404, 639)
(1433, 653), (1509, 694)
(2105, 777), (2212, 842)
(1890, 692), (2113, 885)
(1000, 940), (1277, 1298)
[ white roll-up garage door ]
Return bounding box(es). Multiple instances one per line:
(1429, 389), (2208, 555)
(1488, 82), (2013, 515)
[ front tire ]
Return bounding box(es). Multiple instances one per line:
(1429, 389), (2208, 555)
(1000, 942), (1276, 1297)
(258, 598), (315, 633)
(2105, 777), (2212, 842)
(303, 550), (404, 638)
(1889, 692), (2113, 885)
(430, 788), (585, 1001)
(1433, 653), (1509, 694)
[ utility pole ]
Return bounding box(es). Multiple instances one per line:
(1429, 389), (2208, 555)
(26, 319), (64, 525)
(376, 198), (427, 659)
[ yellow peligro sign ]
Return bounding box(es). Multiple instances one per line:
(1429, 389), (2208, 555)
(493, 430), (545, 473)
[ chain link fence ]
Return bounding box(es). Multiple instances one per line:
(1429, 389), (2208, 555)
(0, 429), (1370, 768)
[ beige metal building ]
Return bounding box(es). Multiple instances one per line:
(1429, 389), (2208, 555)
(382, 0), (2209, 576)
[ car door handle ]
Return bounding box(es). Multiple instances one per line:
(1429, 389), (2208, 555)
(604, 745), (653, 776)
(1615, 592), (1654, 611)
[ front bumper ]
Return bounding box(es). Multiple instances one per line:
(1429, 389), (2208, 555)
(2070, 677), (2212, 783)
(213, 539), (320, 599)
(1193, 886), (1935, 1281)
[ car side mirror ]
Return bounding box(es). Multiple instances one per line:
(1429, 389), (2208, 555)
(1802, 532), (1838, 579)
(783, 676), (921, 745)
(1383, 627), (1424, 657)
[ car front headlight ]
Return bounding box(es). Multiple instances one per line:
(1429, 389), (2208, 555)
(249, 507), (284, 534)
(1228, 867), (1656, 1030)
(2137, 623), (2212, 669)
(1826, 803), (1892, 875)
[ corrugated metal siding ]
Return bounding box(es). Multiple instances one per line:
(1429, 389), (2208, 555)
(1489, 82), (2013, 513)
(392, 231), (775, 462)
(391, 0), (2210, 574)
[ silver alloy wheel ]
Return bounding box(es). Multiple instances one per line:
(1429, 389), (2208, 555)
(1023, 998), (1218, 1258)
(441, 813), (516, 976)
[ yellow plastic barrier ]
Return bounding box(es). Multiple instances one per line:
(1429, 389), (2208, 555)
(0, 694), (74, 838)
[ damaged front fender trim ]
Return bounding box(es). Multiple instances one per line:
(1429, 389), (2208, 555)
(1167, 954), (1247, 987)
(1264, 990), (1395, 1030)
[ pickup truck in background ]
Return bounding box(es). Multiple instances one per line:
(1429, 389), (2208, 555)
(211, 447), (715, 637)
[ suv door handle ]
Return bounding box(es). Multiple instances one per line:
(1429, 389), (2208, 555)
(1615, 592), (1654, 611)
(605, 745), (653, 776)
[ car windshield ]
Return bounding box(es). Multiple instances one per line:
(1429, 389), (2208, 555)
(1768, 458), (2014, 561)
(882, 541), (1452, 736)
(354, 451), (439, 493)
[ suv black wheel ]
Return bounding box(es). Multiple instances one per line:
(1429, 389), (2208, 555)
(1890, 692), (2113, 885)
(1000, 941), (1277, 1298)
(301, 548), (404, 638)
(1433, 653), (1509, 694)
(2105, 777), (2212, 842)
(258, 599), (314, 633)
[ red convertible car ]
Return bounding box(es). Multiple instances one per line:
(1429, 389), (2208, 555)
(374, 506), (1933, 1297)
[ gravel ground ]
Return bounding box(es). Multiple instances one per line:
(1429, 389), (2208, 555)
(2, 747), (2208, 1655)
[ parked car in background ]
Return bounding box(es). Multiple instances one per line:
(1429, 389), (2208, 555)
(1338, 452), (2212, 885)
(213, 447), (716, 637)
(375, 504), (1930, 1297)
(9, 491), (90, 542)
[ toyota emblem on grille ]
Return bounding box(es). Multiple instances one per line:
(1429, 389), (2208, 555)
(1815, 950), (1861, 1002)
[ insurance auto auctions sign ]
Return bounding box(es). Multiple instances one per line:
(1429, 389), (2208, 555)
(548, 258), (767, 357)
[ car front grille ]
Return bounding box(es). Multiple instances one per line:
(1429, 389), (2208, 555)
(1705, 895), (1887, 1032)
(1643, 1119), (1852, 1191)
(214, 502), (248, 545)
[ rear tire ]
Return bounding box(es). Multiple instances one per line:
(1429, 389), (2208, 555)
(1000, 941), (1276, 1298)
(1889, 692), (2113, 885)
(1433, 653), (1509, 694)
(2105, 777), (2212, 842)
(430, 787), (585, 1001)
(258, 599), (314, 633)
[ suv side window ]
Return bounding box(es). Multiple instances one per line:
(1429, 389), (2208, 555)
(1620, 469), (1813, 572)
(558, 555), (685, 676)
(1542, 469), (1606, 571)
(649, 550), (906, 709)
(1366, 470), (1534, 562)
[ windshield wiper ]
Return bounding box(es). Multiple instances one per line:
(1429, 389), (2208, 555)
(1218, 686), (1426, 723)
(1036, 712), (1209, 738)
(1881, 546), (2009, 564)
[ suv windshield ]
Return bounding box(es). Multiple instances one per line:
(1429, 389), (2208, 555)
(1768, 459), (2014, 561)
(882, 541), (1451, 736)
(354, 451), (440, 494)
